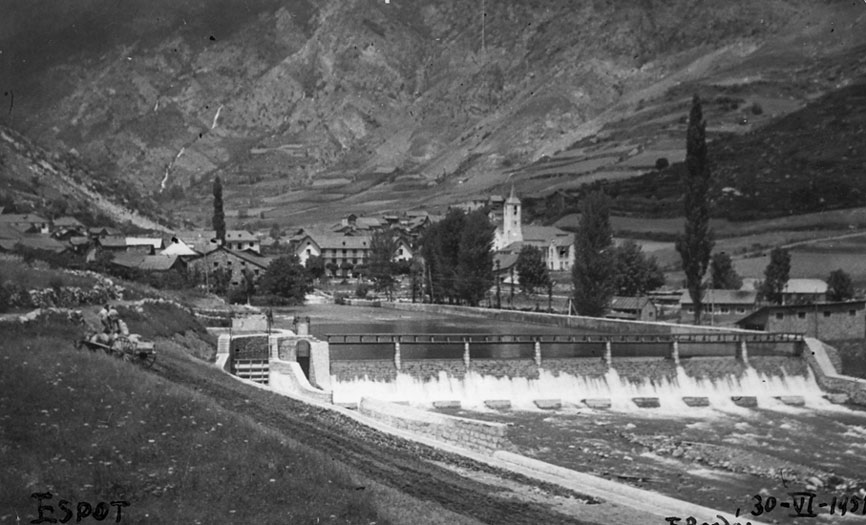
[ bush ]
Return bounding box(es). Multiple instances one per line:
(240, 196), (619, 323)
(655, 157), (669, 170)
(334, 292), (348, 305)
(226, 287), (249, 305)
(355, 283), (370, 299)
(750, 102), (763, 115)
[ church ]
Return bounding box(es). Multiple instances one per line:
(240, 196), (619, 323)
(483, 188), (575, 272)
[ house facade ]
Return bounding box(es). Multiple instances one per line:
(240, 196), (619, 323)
(295, 234), (371, 268)
(679, 289), (758, 324)
(522, 225), (575, 271)
(608, 296), (658, 322)
(189, 246), (271, 288)
(736, 300), (866, 340)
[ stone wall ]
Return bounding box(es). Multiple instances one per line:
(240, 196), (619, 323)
(402, 359), (469, 380)
(804, 337), (866, 405)
(542, 358), (609, 378)
(332, 360), (397, 382)
(333, 354), (807, 384)
(358, 398), (508, 453)
(614, 358), (678, 384)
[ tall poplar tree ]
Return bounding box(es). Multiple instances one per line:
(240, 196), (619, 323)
(212, 175), (226, 245)
(676, 95), (715, 324)
(571, 190), (615, 317)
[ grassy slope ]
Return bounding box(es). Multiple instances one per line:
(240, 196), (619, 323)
(0, 310), (385, 524)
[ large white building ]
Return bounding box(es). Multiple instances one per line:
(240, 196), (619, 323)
(488, 188), (574, 271)
(493, 187), (524, 251)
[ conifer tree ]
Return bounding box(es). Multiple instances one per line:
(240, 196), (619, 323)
(676, 95), (715, 323)
(759, 247), (791, 305)
(212, 175), (226, 245)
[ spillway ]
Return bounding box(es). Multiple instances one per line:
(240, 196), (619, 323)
(331, 365), (830, 412)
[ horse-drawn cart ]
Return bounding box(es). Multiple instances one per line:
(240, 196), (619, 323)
(75, 334), (157, 368)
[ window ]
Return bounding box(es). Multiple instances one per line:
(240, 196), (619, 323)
(227, 261), (232, 266)
(736, 307), (746, 314)
(398, 248), (404, 256)
(775, 313), (784, 320)
(797, 312), (806, 319)
(254, 269), (260, 276)
(850, 310), (857, 316)
(306, 248), (311, 255)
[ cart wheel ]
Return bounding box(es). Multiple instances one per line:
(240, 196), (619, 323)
(140, 351), (157, 368)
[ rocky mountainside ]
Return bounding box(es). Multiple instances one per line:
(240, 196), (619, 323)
(2, 0), (865, 226)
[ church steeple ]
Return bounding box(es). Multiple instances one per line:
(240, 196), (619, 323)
(506, 184), (519, 204)
(500, 185), (523, 248)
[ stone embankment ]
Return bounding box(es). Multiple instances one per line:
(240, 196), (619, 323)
(358, 398), (509, 453)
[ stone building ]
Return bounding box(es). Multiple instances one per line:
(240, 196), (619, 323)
(736, 300), (866, 340)
(189, 245), (271, 287)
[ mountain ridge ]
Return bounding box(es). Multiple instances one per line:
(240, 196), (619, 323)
(1, 0), (865, 226)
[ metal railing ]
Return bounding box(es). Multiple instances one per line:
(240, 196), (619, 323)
(326, 332), (805, 345)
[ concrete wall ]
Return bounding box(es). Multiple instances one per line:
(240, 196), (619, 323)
(358, 397), (508, 453)
(804, 337), (866, 405)
(767, 307), (866, 340)
(267, 333), (331, 391)
(384, 302), (754, 335)
(232, 314), (268, 332)
(269, 360), (333, 403)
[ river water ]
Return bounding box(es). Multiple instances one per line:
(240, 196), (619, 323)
(276, 304), (866, 520)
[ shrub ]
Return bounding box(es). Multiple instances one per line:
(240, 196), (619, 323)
(334, 292), (347, 305)
(226, 286), (249, 305)
(655, 157), (669, 170)
(750, 102), (763, 115)
(355, 283), (370, 299)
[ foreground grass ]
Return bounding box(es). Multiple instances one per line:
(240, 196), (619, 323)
(0, 313), (387, 524)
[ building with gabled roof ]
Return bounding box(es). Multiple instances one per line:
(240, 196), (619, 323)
(188, 245), (271, 288)
(173, 229), (260, 254)
(0, 235), (69, 254)
(51, 216), (85, 230)
(608, 296), (658, 321)
(0, 214), (49, 234)
(781, 279), (828, 305)
(294, 233), (372, 269)
(161, 237), (199, 258)
(736, 300), (866, 340)
(111, 253), (186, 272)
(679, 289), (758, 324)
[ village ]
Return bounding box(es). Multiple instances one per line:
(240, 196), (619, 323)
(2, 185), (862, 345)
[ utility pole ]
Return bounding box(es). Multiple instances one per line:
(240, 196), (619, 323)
(509, 266), (515, 306)
(495, 260), (501, 309)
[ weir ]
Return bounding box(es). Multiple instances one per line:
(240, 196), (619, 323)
(326, 332), (825, 410)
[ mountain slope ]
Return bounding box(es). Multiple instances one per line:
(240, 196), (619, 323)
(2, 0), (865, 224)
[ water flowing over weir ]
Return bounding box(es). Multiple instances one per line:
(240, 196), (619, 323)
(331, 365), (830, 412)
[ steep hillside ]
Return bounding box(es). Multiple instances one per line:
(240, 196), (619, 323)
(2, 0), (865, 225)
(0, 125), (170, 231)
(523, 76), (866, 225)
